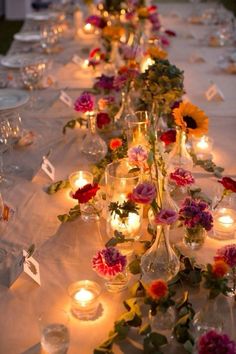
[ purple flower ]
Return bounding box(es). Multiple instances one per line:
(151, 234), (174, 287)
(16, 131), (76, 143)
(92, 247), (127, 278)
(198, 330), (236, 354)
(94, 75), (115, 91)
(128, 182), (156, 204)
(170, 168), (195, 187)
(128, 145), (148, 167)
(74, 91), (94, 113)
(154, 209), (178, 225)
(160, 35), (170, 47)
(215, 244), (236, 268)
(179, 197), (213, 231)
(86, 15), (107, 29)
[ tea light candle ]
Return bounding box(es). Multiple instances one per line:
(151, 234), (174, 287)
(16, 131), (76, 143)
(192, 136), (213, 160)
(83, 23), (95, 34)
(68, 280), (101, 320)
(214, 208), (236, 240)
(69, 171), (93, 192)
(81, 59), (90, 70)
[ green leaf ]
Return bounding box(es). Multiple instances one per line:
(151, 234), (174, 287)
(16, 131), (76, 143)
(26, 244), (35, 258)
(150, 332), (167, 348)
(130, 280), (145, 297)
(118, 310), (136, 323)
(58, 204), (81, 223)
(139, 324), (151, 336)
(176, 313), (191, 326)
(62, 119), (77, 134)
(94, 348), (113, 354)
(129, 257), (141, 275)
(114, 321), (129, 340)
(176, 291), (189, 310)
(47, 180), (70, 194)
(184, 340), (194, 353)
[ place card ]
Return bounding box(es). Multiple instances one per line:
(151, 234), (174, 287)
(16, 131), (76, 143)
(9, 248), (40, 287)
(189, 52), (206, 63)
(205, 83), (224, 102)
(41, 156), (55, 181)
(59, 90), (73, 108)
(72, 54), (83, 66)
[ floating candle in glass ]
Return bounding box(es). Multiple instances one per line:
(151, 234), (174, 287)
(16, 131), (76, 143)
(214, 208), (236, 240)
(192, 135), (213, 160)
(69, 171), (93, 192)
(68, 280), (101, 320)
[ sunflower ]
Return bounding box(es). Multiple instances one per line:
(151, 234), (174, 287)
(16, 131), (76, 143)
(147, 46), (168, 60)
(173, 102), (208, 137)
(102, 25), (125, 41)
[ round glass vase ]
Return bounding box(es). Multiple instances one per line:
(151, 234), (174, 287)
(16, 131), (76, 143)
(104, 270), (129, 293)
(149, 306), (175, 331)
(169, 184), (189, 209)
(183, 226), (206, 250)
(167, 128), (193, 172)
(141, 225), (180, 282)
(80, 112), (107, 163)
(80, 194), (103, 222)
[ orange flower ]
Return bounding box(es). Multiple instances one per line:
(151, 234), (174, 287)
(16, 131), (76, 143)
(147, 47), (168, 60)
(212, 260), (229, 278)
(109, 138), (123, 151)
(102, 25), (125, 41)
(147, 279), (168, 300)
(173, 101), (208, 137)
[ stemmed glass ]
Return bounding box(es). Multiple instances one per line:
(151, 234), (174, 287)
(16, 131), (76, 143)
(20, 62), (46, 109)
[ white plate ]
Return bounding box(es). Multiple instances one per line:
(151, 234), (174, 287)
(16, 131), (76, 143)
(14, 32), (41, 42)
(0, 89), (29, 111)
(26, 12), (57, 21)
(1, 54), (47, 69)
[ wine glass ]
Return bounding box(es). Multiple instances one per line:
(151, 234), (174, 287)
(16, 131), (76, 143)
(40, 23), (59, 54)
(0, 120), (12, 187)
(21, 62), (46, 108)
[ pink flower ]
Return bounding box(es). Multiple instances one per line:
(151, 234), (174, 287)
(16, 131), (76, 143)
(74, 92), (94, 113)
(198, 330), (236, 354)
(154, 209), (178, 225)
(215, 244), (236, 268)
(92, 247), (127, 278)
(160, 35), (170, 47)
(128, 145), (148, 168)
(128, 182), (156, 204)
(96, 112), (111, 129)
(165, 29), (176, 37)
(170, 168), (195, 187)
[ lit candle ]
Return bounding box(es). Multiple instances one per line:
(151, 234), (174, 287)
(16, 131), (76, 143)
(68, 280), (101, 320)
(214, 208), (236, 240)
(83, 23), (95, 34)
(69, 171), (93, 192)
(81, 59), (90, 70)
(192, 135), (213, 160)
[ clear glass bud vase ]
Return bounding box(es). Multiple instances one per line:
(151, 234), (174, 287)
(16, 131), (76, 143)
(110, 40), (123, 71)
(114, 91), (134, 131)
(81, 112), (107, 163)
(167, 128), (193, 172)
(141, 224), (180, 282)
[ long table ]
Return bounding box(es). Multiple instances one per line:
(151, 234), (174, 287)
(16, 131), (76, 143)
(0, 3), (236, 354)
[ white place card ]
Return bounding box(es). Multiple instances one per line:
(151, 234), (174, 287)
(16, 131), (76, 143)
(59, 90), (73, 108)
(72, 54), (83, 66)
(189, 52), (206, 63)
(205, 84), (224, 102)
(41, 156), (55, 181)
(9, 250), (41, 287)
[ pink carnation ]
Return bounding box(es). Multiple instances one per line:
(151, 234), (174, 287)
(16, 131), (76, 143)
(92, 247), (127, 278)
(74, 91), (94, 113)
(128, 182), (156, 204)
(154, 209), (178, 225)
(215, 244), (236, 268)
(170, 168), (195, 187)
(128, 145), (148, 167)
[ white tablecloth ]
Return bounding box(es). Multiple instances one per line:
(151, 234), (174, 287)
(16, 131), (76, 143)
(0, 3), (236, 354)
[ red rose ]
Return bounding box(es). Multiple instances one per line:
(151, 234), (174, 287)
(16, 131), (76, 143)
(165, 29), (176, 37)
(96, 112), (111, 129)
(218, 177), (236, 193)
(72, 183), (100, 203)
(160, 129), (176, 145)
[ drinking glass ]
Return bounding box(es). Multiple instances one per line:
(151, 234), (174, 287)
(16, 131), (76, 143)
(40, 23), (59, 53)
(0, 120), (12, 187)
(39, 309), (70, 354)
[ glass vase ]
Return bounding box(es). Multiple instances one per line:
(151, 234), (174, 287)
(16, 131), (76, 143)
(169, 185), (188, 209)
(110, 40), (124, 71)
(126, 110), (150, 148)
(193, 297), (224, 338)
(81, 112), (107, 163)
(104, 270), (129, 293)
(167, 128), (193, 172)
(114, 91), (134, 132)
(226, 267), (236, 298)
(80, 195), (103, 222)
(149, 307), (175, 331)
(141, 225), (180, 282)
(184, 226), (206, 250)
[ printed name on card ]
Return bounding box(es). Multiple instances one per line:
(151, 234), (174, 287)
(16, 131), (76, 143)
(59, 90), (73, 108)
(9, 248), (40, 287)
(41, 156), (55, 181)
(205, 84), (224, 102)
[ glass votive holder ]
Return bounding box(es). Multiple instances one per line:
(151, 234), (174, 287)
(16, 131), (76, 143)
(69, 171), (93, 193)
(68, 280), (101, 320)
(126, 111), (150, 148)
(213, 207), (236, 240)
(192, 135), (213, 160)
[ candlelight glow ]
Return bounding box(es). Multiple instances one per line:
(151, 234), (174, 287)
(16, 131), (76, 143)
(110, 212), (141, 237)
(83, 23), (95, 34)
(196, 136), (209, 150)
(74, 288), (94, 303)
(218, 215), (234, 227)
